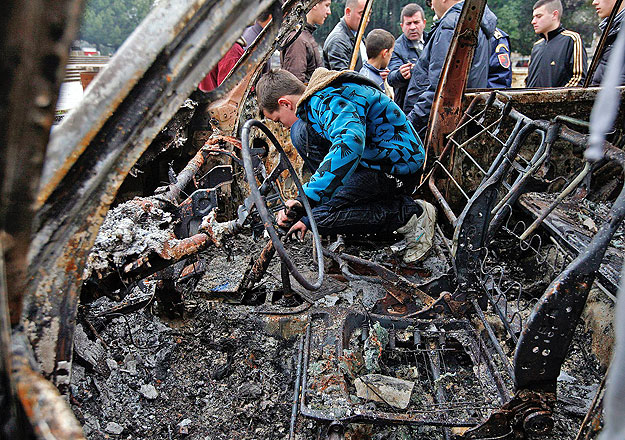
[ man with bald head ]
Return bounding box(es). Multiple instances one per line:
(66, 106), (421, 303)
(590, 0), (625, 85)
(323, 0), (368, 71)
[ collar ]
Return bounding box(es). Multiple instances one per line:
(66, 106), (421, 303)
(304, 22), (317, 33)
(600, 8), (625, 32)
(543, 25), (564, 41)
(363, 61), (383, 73)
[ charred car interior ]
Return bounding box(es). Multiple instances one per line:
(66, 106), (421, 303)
(1, 0), (625, 439)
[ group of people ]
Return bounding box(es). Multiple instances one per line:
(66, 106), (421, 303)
(204, 0), (625, 264)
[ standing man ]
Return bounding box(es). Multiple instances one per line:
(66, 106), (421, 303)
(281, 0), (332, 83)
(387, 3), (427, 108)
(323, 0), (367, 71)
(525, 0), (587, 88)
(403, 0), (497, 136)
(257, 69), (437, 263)
(590, 0), (625, 85)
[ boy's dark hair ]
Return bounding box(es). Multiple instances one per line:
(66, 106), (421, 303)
(365, 29), (395, 59)
(400, 3), (425, 23)
(533, 0), (563, 17)
(256, 69), (306, 112)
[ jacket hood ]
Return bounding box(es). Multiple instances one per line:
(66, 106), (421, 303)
(297, 68), (380, 109)
(441, 2), (497, 39)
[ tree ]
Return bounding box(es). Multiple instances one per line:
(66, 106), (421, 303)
(79, 0), (154, 52)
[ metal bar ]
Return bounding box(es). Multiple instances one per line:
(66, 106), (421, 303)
(435, 161), (470, 201)
(429, 175), (457, 226)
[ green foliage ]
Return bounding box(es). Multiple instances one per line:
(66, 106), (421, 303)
(79, 0), (154, 51)
(316, 0), (601, 56)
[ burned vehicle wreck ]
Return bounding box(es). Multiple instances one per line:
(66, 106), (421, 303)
(2, 0), (625, 439)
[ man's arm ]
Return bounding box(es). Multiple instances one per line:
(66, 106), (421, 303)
(323, 36), (353, 71)
(387, 49), (409, 88)
(563, 31), (587, 87)
(302, 96), (365, 203)
(216, 43), (245, 86)
(281, 34), (308, 83)
(406, 28), (454, 134)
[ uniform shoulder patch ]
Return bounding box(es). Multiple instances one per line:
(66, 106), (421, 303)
(497, 52), (511, 69)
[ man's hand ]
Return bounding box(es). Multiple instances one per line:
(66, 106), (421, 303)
(287, 221), (308, 241)
(276, 199), (303, 228)
(380, 69), (390, 81)
(399, 62), (414, 80)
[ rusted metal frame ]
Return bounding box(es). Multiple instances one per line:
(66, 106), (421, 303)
(201, 0), (302, 134)
(452, 122), (538, 306)
(1, 0), (85, 328)
(23, 0), (276, 391)
(513, 144), (625, 394)
(425, 95), (486, 225)
(300, 311), (504, 426)
(424, 0), (487, 157)
(434, 161), (471, 201)
(583, 0), (624, 88)
(574, 365), (608, 440)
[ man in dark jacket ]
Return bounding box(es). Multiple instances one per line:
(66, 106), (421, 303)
(591, 0), (625, 85)
(526, 0), (587, 88)
(403, 0), (497, 136)
(281, 0), (331, 83)
(323, 0), (367, 71)
(488, 28), (512, 88)
(388, 3), (427, 108)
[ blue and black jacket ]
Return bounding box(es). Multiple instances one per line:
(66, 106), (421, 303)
(294, 69), (425, 205)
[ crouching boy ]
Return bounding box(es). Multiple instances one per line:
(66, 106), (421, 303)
(256, 68), (436, 262)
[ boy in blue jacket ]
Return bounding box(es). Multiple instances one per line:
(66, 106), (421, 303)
(256, 68), (436, 263)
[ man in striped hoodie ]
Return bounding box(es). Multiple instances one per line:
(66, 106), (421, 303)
(526, 0), (587, 88)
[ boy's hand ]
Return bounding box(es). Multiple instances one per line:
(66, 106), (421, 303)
(287, 221), (308, 241)
(380, 69), (390, 81)
(399, 62), (414, 79)
(276, 199), (303, 228)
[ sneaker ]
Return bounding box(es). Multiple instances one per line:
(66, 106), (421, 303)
(396, 200), (437, 263)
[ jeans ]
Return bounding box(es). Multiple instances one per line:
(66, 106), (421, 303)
(302, 167), (421, 236)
